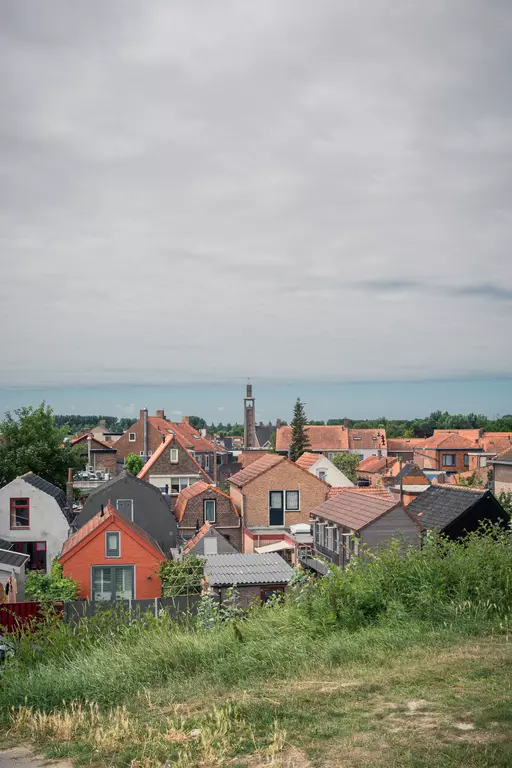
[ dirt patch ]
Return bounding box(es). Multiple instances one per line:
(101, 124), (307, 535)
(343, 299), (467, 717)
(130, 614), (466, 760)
(240, 745), (311, 767)
(0, 748), (74, 768)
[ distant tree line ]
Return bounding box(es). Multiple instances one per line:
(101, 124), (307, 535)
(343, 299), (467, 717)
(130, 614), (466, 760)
(53, 415), (135, 434)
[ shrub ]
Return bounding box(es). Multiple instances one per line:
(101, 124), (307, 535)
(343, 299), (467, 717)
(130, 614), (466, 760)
(24, 558), (79, 602)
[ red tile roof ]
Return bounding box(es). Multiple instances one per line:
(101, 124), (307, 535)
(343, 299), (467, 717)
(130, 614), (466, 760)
(450, 467), (489, 488)
(173, 481), (239, 523)
(137, 434), (210, 481)
(311, 489), (400, 531)
(327, 486), (393, 501)
(433, 428), (482, 443)
(71, 433), (115, 450)
(238, 450), (271, 469)
(295, 452), (322, 470)
(228, 454), (285, 487)
(356, 456), (397, 474)
(387, 438), (424, 453)
(168, 421), (226, 454)
(182, 522), (212, 554)
(276, 426), (349, 452)
(348, 429), (387, 450)
(60, 503), (164, 559)
(480, 433), (512, 453)
(490, 446), (512, 464)
(415, 433), (480, 450)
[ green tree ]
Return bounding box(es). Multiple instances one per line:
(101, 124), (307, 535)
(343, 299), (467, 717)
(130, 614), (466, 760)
(188, 415), (207, 431)
(0, 403), (82, 490)
(497, 490), (512, 519)
(289, 398), (311, 461)
(125, 453), (143, 475)
(331, 452), (360, 484)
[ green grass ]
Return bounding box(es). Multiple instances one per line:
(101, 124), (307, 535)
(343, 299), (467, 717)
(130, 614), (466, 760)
(2, 527), (512, 766)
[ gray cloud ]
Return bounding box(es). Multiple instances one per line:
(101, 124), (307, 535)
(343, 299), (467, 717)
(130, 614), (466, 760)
(0, 1), (511, 386)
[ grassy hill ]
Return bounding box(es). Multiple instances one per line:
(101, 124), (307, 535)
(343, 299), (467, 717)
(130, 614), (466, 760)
(1, 527), (512, 767)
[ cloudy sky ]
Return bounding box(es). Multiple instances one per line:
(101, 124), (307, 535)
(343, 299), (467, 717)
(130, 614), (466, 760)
(0, 2), (511, 417)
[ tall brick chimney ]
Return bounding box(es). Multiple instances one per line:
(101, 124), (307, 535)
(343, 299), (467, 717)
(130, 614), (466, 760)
(156, 409), (165, 419)
(343, 418), (349, 429)
(183, 416), (190, 425)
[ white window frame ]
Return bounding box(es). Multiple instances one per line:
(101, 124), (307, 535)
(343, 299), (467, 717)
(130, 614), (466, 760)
(285, 490), (300, 512)
(333, 527), (339, 553)
(139, 451), (144, 456)
(148, 450), (153, 457)
(170, 448), (179, 464)
(105, 531), (121, 558)
(204, 499), (216, 523)
(326, 526), (334, 551)
(116, 499), (134, 521)
(128, 433), (136, 442)
(204, 454), (210, 470)
(318, 470), (326, 482)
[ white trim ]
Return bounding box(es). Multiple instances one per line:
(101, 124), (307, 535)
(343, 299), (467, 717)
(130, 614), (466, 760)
(105, 530), (121, 558)
(128, 433), (136, 442)
(204, 498), (216, 523)
(170, 448), (179, 464)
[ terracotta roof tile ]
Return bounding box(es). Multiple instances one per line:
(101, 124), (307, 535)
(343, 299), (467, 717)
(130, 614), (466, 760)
(276, 426), (348, 452)
(490, 446), (512, 464)
(238, 450), (271, 469)
(327, 486), (393, 501)
(387, 438), (424, 453)
(168, 421), (226, 454)
(228, 454), (285, 486)
(311, 488), (399, 531)
(295, 452), (322, 470)
(481, 433), (512, 453)
(183, 521), (211, 553)
(348, 429), (387, 450)
(71, 433), (116, 450)
(415, 433), (480, 450)
(356, 456), (397, 474)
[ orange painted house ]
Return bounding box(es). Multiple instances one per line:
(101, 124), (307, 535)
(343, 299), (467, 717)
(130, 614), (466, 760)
(59, 503), (166, 600)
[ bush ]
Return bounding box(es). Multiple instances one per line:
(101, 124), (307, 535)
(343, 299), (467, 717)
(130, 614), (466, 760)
(24, 558), (79, 602)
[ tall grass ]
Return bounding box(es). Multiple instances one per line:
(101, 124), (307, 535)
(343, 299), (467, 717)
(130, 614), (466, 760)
(1, 526), (511, 713)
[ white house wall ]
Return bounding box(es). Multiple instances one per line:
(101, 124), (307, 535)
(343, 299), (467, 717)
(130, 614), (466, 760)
(309, 458), (354, 487)
(0, 478), (70, 573)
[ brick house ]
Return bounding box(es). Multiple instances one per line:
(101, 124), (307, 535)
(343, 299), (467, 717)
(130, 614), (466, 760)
(228, 454), (328, 552)
(309, 487), (422, 570)
(174, 481), (242, 551)
(182, 522), (237, 556)
(59, 503), (166, 600)
(355, 455), (398, 486)
(276, 425), (387, 460)
(387, 438), (424, 462)
(489, 447), (512, 495)
(71, 433), (117, 476)
(413, 433), (482, 475)
(137, 434), (210, 505)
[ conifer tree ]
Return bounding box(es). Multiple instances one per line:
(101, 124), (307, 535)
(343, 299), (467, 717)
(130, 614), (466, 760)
(289, 398), (311, 461)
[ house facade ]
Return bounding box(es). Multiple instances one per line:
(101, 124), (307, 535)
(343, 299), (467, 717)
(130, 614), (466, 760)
(309, 487), (422, 568)
(137, 435), (211, 506)
(75, 470), (179, 554)
(174, 481), (242, 551)
(355, 455), (398, 486)
(228, 454), (328, 553)
(71, 434), (117, 476)
(60, 504), (166, 600)
(295, 452), (353, 487)
(490, 448), (512, 495)
(413, 433), (482, 476)
(0, 473), (72, 573)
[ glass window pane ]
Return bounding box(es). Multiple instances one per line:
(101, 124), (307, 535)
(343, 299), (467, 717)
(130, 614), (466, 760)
(106, 532), (120, 557)
(204, 500), (216, 522)
(171, 479), (180, 494)
(115, 567), (134, 600)
(92, 567), (112, 601)
(286, 491), (299, 511)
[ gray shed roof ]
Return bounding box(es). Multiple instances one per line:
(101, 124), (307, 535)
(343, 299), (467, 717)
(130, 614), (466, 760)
(204, 553), (294, 587)
(407, 486), (490, 531)
(0, 548), (29, 570)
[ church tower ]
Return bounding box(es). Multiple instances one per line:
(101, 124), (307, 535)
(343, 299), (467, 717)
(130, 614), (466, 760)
(243, 382), (257, 448)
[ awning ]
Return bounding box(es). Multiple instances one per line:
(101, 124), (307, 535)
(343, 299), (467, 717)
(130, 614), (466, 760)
(255, 541), (293, 554)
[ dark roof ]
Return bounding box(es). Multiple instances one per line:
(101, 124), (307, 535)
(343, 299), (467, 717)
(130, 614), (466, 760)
(406, 486), (491, 531)
(0, 539), (12, 551)
(490, 447), (512, 465)
(204, 553), (293, 586)
(255, 425), (275, 447)
(0, 548), (30, 570)
(20, 472), (71, 521)
(394, 463), (431, 484)
(86, 470), (166, 503)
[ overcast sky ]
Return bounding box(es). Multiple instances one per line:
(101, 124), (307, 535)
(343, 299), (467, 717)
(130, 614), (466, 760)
(1, 1), (511, 396)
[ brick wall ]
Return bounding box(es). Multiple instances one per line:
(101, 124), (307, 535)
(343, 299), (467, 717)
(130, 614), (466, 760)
(495, 464), (512, 494)
(91, 451), (118, 475)
(180, 488), (242, 551)
(114, 419), (167, 462)
(414, 449), (471, 474)
(241, 460), (328, 527)
(147, 444), (207, 480)
(216, 583), (288, 608)
(61, 517), (165, 600)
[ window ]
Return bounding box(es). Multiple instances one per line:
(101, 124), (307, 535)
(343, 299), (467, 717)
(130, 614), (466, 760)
(170, 477), (196, 495)
(10, 498), (30, 529)
(148, 450), (152, 457)
(105, 531), (120, 558)
(317, 523), (325, 547)
(285, 490), (300, 511)
(139, 451), (144, 456)
(442, 454), (456, 467)
(92, 566), (134, 601)
(260, 586), (284, 603)
(318, 470), (326, 482)
(464, 454), (469, 467)
(128, 433), (136, 442)
(333, 527), (339, 554)
(170, 448), (179, 464)
(204, 454), (210, 470)
(170, 478), (180, 494)
(314, 523), (320, 545)
(326, 527), (334, 550)
(116, 499), (133, 521)
(204, 499), (216, 523)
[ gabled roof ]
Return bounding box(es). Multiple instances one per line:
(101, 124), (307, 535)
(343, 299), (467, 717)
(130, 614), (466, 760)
(85, 469), (169, 504)
(386, 462), (431, 485)
(484, 437), (512, 456)
(60, 503), (165, 560)
(20, 472), (71, 521)
(228, 454), (285, 487)
(174, 480), (238, 523)
(183, 522), (237, 555)
(71, 433), (116, 450)
(137, 435), (211, 481)
(295, 452), (322, 470)
(490, 446), (512, 465)
(310, 488), (409, 532)
(168, 421), (227, 454)
(348, 429), (387, 450)
(255, 425), (275, 448)
(238, 450), (271, 469)
(327, 486), (395, 501)
(433, 429), (482, 443)
(204, 553), (294, 586)
(356, 455), (397, 474)
(415, 433), (480, 450)
(276, 425), (349, 453)
(387, 438), (424, 453)
(406, 486), (492, 531)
